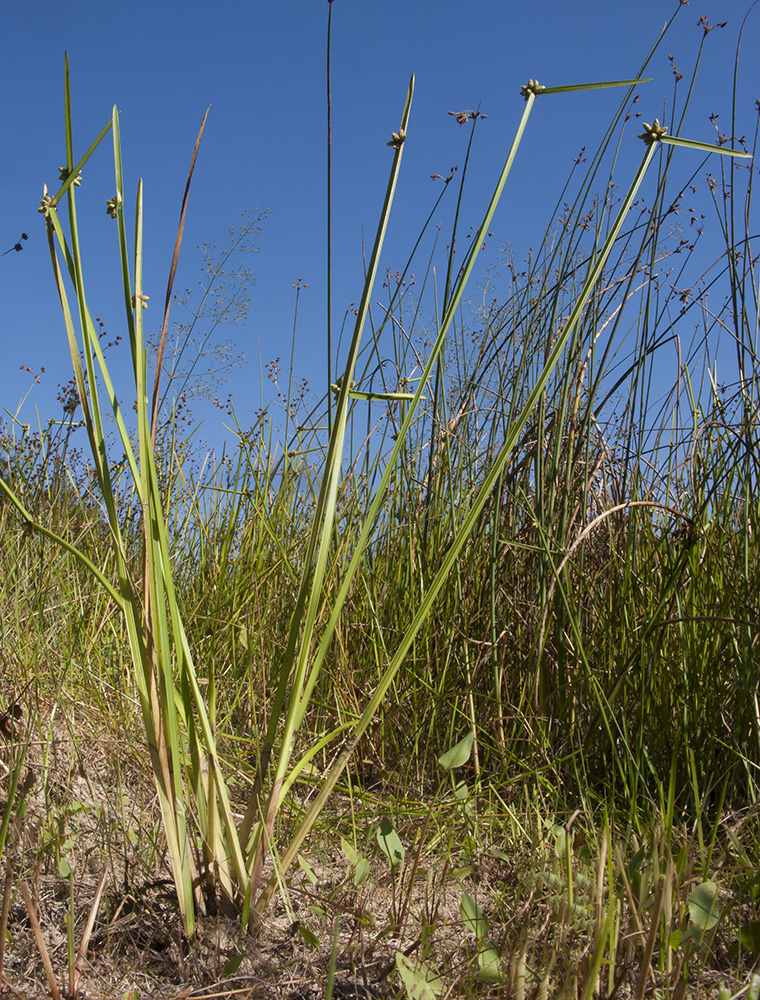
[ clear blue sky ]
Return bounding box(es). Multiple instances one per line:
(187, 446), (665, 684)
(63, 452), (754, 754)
(2, 1), (758, 453)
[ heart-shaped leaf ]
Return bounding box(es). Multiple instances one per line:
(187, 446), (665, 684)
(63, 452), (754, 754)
(340, 837), (357, 866)
(460, 890), (488, 943)
(477, 941), (504, 983)
(689, 880), (720, 931)
(395, 952), (444, 999)
(376, 817), (404, 869)
(739, 921), (760, 955)
(438, 732), (474, 771)
(298, 854), (317, 886)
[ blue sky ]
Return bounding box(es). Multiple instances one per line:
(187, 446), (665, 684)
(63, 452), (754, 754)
(2, 1), (758, 453)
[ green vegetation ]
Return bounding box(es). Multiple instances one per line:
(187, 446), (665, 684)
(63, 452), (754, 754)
(2, 5), (760, 998)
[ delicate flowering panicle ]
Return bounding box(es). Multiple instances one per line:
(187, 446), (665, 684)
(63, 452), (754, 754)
(638, 118), (668, 144)
(387, 129), (406, 149)
(1, 233), (29, 256)
(668, 54), (683, 82)
(106, 196), (119, 218)
(37, 184), (58, 217)
(58, 166), (82, 186)
(447, 109), (488, 127)
(449, 110), (472, 126)
(697, 15), (727, 36)
(520, 79), (545, 100)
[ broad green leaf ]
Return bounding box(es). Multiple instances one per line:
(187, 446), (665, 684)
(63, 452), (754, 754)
(689, 880), (720, 931)
(340, 837), (358, 866)
(221, 954), (244, 977)
(451, 865), (474, 879)
(739, 921), (760, 955)
(376, 817), (404, 869)
(296, 921), (320, 949)
(354, 857), (371, 886)
(460, 891), (488, 943)
(342, 837), (370, 885)
(454, 780), (470, 801)
(477, 941), (504, 983)
(552, 824), (570, 860)
(395, 952), (444, 999)
(683, 925), (705, 945)
(298, 854), (318, 886)
(438, 732), (474, 771)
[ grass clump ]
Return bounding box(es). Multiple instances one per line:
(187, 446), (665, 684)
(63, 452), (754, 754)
(2, 4), (760, 997)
